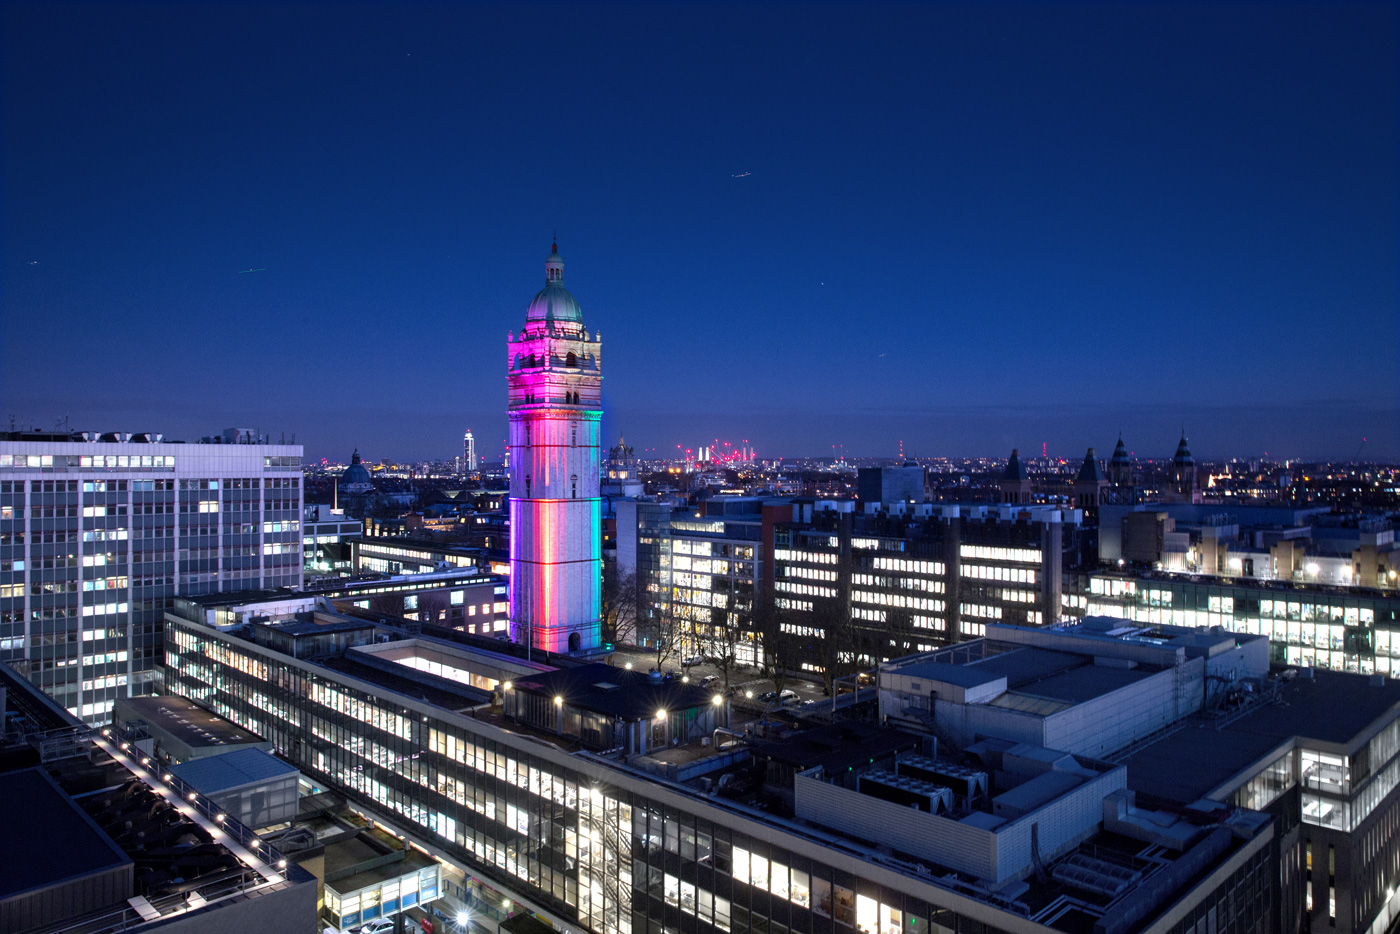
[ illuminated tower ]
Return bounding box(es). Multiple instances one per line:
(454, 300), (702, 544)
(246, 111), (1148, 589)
(506, 243), (602, 654)
(463, 430), (476, 473)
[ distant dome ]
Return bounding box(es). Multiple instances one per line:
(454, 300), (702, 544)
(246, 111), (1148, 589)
(525, 243), (583, 324)
(341, 448), (373, 492)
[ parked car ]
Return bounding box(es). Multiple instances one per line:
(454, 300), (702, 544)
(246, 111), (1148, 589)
(357, 918), (396, 934)
(701, 674), (720, 688)
(758, 689), (799, 704)
(681, 654), (705, 667)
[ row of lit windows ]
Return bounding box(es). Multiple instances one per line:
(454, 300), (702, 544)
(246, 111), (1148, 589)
(961, 603), (1002, 619)
(203, 641), (268, 682)
(961, 564), (1036, 584)
(82, 602), (129, 617)
(852, 590), (944, 613)
(774, 581), (837, 599)
(872, 556), (943, 576)
(773, 549), (836, 565)
(851, 573), (944, 594)
(0, 454), (176, 469)
(997, 588), (1037, 603)
(959, 544), (1040, 564)
(81, 673), (127, 691)
(783, 565), (837, 582)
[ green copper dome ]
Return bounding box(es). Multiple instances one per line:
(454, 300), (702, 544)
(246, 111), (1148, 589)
(525, 243), (583, 324)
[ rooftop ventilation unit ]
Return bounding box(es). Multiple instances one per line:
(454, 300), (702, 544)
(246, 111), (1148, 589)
(858, 769), (953, 814)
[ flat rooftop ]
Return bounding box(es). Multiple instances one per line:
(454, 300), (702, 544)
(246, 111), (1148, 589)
(169, 747), (299, 794)
(0, 767), (131, 899)
(174, 589), (300, 609)
(512, 664), (717, 719)
(320, 654), (492, 712)
(1124, 668), (1400, 803)
(118, 695), (266, 749)
(325, 837), (438, 895)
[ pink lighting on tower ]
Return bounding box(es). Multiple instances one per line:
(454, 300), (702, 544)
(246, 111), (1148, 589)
(505, 242), (602, 655)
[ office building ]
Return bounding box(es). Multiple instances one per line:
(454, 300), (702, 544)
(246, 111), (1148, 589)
(616, 497), (764, 664)
(856, 466), (925, 505)
(0, 429), (303, 723)
(507, 242), (603, 654)
(464, 429), (477, 473)
(161, 600), (1276, 934)
(879, 618), (1400, 934)
(303, 502), (362, 576)
(773, 501), (1068, 664)
(1065, 569), (1400, 674)
(1097, 502), (1397, 589)
(616, 497), (1071, 673)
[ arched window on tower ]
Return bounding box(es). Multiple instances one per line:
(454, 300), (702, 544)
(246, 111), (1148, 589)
(571, 423), (577, 447)
(525, 425), (531, 447)
(566, 352), (577, 367)
(571, 475), (578, 499)
(527, 353), (536, 367)
(525, 474), (532, 498)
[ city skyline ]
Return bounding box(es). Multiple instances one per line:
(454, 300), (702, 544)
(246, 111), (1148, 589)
(3, 3), (1395, 461)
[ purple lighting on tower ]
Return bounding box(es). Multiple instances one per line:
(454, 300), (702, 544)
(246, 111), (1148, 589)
(505, 243), (603, 655)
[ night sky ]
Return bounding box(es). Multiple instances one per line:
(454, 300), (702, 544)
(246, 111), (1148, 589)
(3, 3), (1395, 463)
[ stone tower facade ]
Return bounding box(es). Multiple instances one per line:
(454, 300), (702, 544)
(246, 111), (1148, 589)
(506, 243), (602, 654)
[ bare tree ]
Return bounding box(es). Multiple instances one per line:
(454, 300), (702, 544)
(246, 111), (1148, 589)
(887, 608), (919, 660)
(600, 565), (640, 649)
(644, 601), (685, 673)
(753, 595), (798, 697)
(701, 607), (747, 696)
(811, 595), (855, 696)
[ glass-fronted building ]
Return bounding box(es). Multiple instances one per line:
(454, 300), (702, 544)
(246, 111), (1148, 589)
(1065, 572), (1400, 673)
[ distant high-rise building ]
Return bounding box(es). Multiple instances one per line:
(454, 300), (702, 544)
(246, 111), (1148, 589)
(463, 429), (476, 473)
(0, 430), (303, 723)
(506, 243), (602, 654)
(856, 465), (925, 504)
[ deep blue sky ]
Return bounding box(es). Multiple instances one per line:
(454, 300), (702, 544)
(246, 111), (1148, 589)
(3, 3), (1395, 463)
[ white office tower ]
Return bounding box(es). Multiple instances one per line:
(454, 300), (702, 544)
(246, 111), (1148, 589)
(0, 430), (303, 723)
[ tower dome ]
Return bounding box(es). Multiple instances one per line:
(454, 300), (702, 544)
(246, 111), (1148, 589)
(525, 242), (583, 324)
